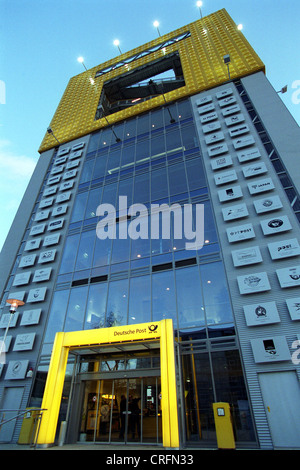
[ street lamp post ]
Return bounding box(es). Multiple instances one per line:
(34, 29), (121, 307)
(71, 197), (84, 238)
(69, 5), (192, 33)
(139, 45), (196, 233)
(153, 21), (161, 37)
(196, 1), (203, 19)
(47, 127), (60, 145)
(113, 39), (122, 54)
(77, 56), (87, 71)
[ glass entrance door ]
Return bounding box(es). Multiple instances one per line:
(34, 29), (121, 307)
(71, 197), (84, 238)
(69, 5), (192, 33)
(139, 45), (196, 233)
(78, 376), (161, 444)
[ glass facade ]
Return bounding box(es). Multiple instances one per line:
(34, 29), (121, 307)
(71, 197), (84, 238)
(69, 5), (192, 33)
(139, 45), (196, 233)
(32, 98), (256, 446)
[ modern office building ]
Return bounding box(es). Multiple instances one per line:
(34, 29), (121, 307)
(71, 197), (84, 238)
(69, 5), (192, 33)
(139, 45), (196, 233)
(1, 8), (300, 449)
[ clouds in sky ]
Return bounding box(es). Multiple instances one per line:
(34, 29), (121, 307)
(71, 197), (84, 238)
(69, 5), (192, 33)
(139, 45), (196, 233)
(0, 139), (37, 250)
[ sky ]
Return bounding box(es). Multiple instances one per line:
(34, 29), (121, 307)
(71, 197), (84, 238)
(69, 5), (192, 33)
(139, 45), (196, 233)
(0, 0), (300, 251)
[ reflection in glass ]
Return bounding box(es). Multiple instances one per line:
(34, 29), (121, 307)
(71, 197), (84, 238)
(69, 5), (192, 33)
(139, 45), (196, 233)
(168, 162), (187, 195)
(59, 233), (80, 274)
(135, 140), (149, 165)
(71, 192), (88, 223)
(124, 119), (137, 139)
(212, 350), (256, 442)
(181, 124), (198, 150)
(131, 234), (150, 260)
(118, 179), (133, 206)
(185, 159), (206, 190)
(93, 237), (112, 267)
(106, 150), (121, 175)
(80, 159), (95, 184)
(128, 275), (151, 324)
(176, 266), (205, 328)
(87, 131), (100, 153)
(151, 167), (168, 200)
(152, 270), (176, 326)
(150, 135), (165, 158)
(203, 201), (218, 244)
(85, 187), (103, 219)
(150, 109), (163, 130)
(44, 289), (70, 342)
(106, 279), (129, 327)
(200, 261), (233, 324)
(120, 145), (135, 171)
(84, 283), (108, 329)
(133, 173), (150, 204)
(182, 352), (215, 442)
(111, 220), (130, 264)
(64, 286), (88, 332)
(165, 127), (181, 154)
(102, 182), (118, 206)
(93, 153), (108, 179)
(75, 230), (95, 271)
(137, 114), (150, 135)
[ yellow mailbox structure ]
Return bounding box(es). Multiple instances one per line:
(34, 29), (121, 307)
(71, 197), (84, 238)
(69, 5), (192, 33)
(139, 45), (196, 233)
(36, 319), (179, 448)
(213, 402), (235, 449)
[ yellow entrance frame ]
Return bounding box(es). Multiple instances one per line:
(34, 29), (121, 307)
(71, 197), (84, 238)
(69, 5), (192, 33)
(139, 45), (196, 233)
(37, 319), (179, 448)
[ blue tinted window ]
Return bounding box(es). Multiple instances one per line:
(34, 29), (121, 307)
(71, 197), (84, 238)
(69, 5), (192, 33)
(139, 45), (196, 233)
(128, 275), (151, 324)
(124, 119), (137, 140)
(59, 234), (80, 274)
(106, 279), (129, 326)
(181, 124), (198, 150)
(200, 261), (233, 324)
(85, 187), (102, 219)
(133, 173), (150, 204)
(93, 237), (112, 267)
(150, 135), (165, 157)
(185, 158), (206, 190)
(84, 283), (108, 330)
(168, 162), (188, 195)
(44, 289), (70, 342)
(118, 178), (133, 206)
(176, 266), (205, 328)
(120, 144), (135, 169)
(150, 109), (163, 131)
(106, 150), (121, 175)
(203, 201), (218, 244)
(87, 132), (100, 153)
(64, 286), (88, 332)
(177, 100), (192, 119)
(151, 167), (168, 200)
(102, 182), (118, 206)
(111, 235), (130, 264)
(137, 114), (150, 136)
(135, 140), (149, 165)
(75, 230), (95, 271)
(130, 217), (151, 259)
(71, 192), (88, 223)
(166, 128), (181, 154)
(80, 159), (95, 183)
(99, 129), (113, 148)
(152, 270), (177, 326)
(93, 153), (108, 179)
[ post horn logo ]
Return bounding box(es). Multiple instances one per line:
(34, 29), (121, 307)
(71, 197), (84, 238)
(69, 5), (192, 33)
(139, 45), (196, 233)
(148, 324), (159, 333)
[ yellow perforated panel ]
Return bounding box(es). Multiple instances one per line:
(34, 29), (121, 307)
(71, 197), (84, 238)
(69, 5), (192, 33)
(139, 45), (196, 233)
(39, 9), (264, 153)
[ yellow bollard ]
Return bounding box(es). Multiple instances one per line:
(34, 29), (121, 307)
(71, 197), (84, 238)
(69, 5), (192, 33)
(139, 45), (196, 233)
(213, 402), (235, 449)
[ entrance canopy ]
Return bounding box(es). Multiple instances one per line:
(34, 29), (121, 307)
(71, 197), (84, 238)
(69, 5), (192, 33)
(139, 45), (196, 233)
(37, 319), (179, 448)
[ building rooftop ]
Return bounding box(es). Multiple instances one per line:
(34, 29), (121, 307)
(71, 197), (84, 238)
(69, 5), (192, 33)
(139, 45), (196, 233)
(39, 8), (265, 153)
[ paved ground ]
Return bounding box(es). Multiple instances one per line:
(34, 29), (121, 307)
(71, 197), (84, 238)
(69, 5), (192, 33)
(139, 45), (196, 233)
(0, 443), (167, 450)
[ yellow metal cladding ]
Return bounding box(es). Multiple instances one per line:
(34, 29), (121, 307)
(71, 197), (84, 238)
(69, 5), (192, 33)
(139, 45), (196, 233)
(39, 8), (265, 153)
